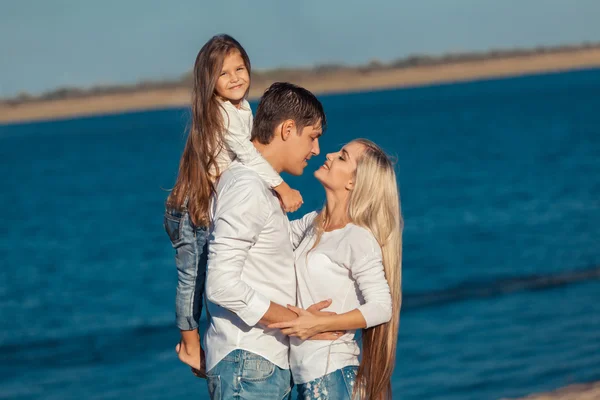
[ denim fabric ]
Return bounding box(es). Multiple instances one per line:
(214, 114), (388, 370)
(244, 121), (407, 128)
(296, 366), (358, 400)
(206, 349), (292, 400)
(163, 205), (209, 331)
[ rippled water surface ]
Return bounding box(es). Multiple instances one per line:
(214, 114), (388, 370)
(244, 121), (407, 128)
(1, 69), (599, 399)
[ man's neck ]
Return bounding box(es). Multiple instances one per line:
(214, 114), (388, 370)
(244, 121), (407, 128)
(253, 140), (283, 173)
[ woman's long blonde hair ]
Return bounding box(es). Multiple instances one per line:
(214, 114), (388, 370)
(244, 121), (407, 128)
(312, 139), (403, 399)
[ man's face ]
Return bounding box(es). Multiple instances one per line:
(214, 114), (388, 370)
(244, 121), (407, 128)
(281, 122), (322, 176)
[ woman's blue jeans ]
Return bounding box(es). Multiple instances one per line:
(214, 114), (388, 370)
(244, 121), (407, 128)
(296, 366), (358, 400)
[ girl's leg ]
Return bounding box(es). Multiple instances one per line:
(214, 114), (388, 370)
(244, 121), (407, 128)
(165, 206), (209, 371)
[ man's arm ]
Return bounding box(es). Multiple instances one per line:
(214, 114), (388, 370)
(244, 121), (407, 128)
(258, 298), (333, 325)
(205, 178), (274, 326)
(258, 302), (298, 325)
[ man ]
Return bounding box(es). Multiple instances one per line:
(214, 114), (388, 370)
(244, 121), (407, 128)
(203, 82), (335, 399)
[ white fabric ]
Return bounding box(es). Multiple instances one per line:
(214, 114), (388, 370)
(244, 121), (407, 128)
(214, 100), (283, 188)
(204, 161), (295, 372)
(289, 215), (393, 384)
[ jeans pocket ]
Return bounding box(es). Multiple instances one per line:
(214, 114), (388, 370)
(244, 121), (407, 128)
(341, 366), (358, 397)
(164, 212), (184, 245)
(241, 357), (276, 381)
(206, 375), (221, 400)
(280, 386), (292, 400)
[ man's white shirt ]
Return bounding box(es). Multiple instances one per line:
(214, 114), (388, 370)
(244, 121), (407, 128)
(204, 161), (296, 372)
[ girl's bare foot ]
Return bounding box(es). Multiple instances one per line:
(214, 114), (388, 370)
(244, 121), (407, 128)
(175, 340), (199, 369)
(175, 340), (206, 377)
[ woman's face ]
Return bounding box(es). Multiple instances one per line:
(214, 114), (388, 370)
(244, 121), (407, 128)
(314, 141), (366, 191)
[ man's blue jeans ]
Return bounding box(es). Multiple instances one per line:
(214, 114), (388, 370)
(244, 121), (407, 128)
(206, 349), (292, 400)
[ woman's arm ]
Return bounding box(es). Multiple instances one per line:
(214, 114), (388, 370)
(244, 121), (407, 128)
(289, 211), (318, 249)
(269, 251), (392, 339)
(269, 307), (367, 340)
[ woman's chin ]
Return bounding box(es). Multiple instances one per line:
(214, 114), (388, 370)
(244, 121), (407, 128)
(314, 168), (325, 182)
(314, 171), (331, 191)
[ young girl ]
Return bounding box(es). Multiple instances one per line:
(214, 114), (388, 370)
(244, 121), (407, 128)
(164, 34), (303, 374)
(271, 139), (403, 399)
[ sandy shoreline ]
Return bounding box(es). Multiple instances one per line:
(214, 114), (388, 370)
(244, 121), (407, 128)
(507, 381), (600, 400)
(1, 48), (600, 125)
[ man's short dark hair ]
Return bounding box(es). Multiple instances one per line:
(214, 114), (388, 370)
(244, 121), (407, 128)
(251, 82), (327, 144)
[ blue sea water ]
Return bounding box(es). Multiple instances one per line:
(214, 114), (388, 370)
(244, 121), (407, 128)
(1, 68), (599, 400)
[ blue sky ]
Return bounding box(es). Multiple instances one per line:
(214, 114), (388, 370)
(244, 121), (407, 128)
(1, 0), (599, 97)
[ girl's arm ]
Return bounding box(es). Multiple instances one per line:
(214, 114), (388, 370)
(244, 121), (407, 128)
(221, 104), (303, 211)
(220, 104), (283, 188)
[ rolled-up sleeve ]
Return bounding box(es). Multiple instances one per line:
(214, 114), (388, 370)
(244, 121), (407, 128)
(205, 177), (272, 326)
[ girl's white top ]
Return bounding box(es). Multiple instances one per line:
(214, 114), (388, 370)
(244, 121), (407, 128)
(214, 99), (283, 187)
(289, 212), (393, 384)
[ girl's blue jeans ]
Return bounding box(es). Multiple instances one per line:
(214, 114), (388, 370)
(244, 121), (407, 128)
(164, 206), (208, 330)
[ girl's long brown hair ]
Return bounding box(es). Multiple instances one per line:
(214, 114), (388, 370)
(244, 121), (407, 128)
(166, 34), (251, 226)
(312, 139), (403, 399)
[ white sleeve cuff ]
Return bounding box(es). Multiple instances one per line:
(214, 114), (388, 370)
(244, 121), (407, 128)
(358, 302), (392, 329)
(237, 292), (272, 327)
(269, 175), (284, 188)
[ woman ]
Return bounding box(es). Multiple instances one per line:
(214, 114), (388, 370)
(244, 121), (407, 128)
(271, 139), (403, 399)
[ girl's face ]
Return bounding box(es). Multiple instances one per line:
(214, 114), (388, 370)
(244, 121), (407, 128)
(215, 50), (250, 106)
(314, 141), (366, 192)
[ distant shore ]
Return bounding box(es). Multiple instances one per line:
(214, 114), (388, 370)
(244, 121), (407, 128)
(507, 381), (600, 400)
(2, 44), (600, 124)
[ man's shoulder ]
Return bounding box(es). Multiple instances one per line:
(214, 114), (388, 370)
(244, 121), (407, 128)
(218, 162), (269, 193)
(213, 162), (274, 222)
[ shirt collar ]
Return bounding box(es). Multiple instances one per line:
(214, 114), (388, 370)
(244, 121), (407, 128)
(221, 98), (250, 112)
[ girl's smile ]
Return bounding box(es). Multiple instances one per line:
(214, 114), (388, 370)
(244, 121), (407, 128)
(216, 50), (250, 106)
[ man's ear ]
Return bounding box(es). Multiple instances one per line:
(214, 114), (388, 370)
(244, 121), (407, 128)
(280, 119), (296, 141)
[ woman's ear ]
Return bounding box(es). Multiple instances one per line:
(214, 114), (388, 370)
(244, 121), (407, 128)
(346, 180), (355, 191)
(280, 119), (296, 141)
